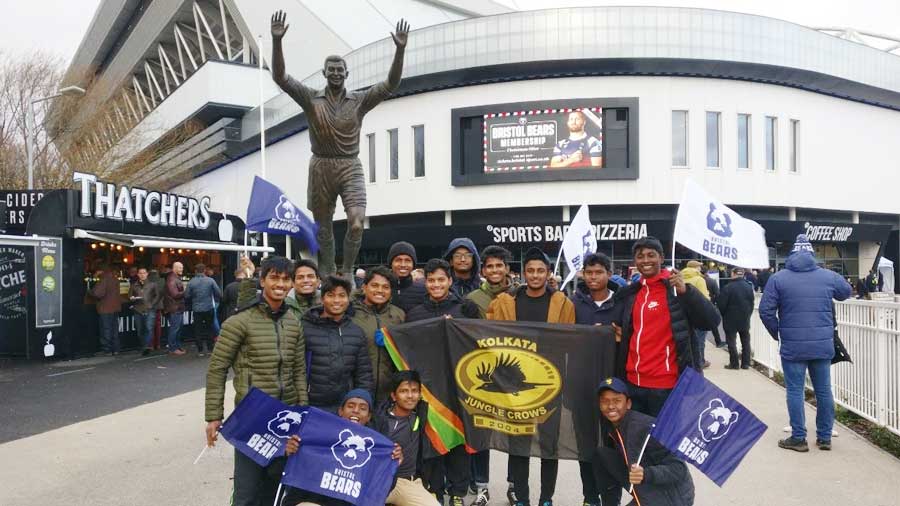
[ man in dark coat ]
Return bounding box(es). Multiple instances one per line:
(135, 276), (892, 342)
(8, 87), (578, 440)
(759, 234), (851, 452)
(302, 275), (374, 413)
(594, 377), (694, 506)
(717, 268), (756, 369)
(388, 241), (427, 313)
(443, 237), (481, 298)
(91, 264), (122, 355)
(614, 237), (720, 417)
(220, 268), (246, 323)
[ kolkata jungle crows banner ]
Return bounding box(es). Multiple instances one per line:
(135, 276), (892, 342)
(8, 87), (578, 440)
(384, 318), (616, 460)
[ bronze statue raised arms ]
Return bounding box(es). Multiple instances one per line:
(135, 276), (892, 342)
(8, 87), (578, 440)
(270, 10), (409, 276)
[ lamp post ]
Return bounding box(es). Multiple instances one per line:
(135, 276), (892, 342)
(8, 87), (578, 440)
(25, 85), (86, 190)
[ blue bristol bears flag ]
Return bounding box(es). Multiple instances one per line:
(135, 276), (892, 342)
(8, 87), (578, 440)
(282, 407), (397, 506)
(218, 388), (306, 466)
(673, 180), (768, 268)
(651, 368), (767, 486)
(246, 176), (319, 253)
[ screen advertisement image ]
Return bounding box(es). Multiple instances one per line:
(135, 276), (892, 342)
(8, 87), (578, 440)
(484, 108), (603, 173)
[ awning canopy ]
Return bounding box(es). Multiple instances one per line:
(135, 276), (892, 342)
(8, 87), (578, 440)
(0, 234), (57, 246)
(72, 229), (274, 253)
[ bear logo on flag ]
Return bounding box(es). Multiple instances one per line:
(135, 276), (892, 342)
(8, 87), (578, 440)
(331, 429), (374, 469)
(698, 399), (740, 442)
(275, 195), (302, 224)
(267, 410), (304, 439)
(706, 203), (733, 238)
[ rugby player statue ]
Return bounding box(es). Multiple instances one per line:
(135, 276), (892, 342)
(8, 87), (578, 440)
(270, 10), (409, 276)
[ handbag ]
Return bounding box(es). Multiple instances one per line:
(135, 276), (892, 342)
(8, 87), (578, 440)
(832, 328), (852, 365)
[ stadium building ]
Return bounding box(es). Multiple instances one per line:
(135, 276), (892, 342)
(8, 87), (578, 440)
(55, 1), (900, 284)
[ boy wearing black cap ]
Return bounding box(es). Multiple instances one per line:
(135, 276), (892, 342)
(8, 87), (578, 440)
(594, 377), (694, 506)
(388, 241), (428, 313)
(487, 246), (575, 506)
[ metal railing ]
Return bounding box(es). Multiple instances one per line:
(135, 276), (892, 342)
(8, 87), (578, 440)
(750, 296), (900, 436)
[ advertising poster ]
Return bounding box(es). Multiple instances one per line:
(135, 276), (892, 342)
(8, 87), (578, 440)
(0, 246), (28, 354)
(484, 107), (603, 172)
(34, 237), (63, 328)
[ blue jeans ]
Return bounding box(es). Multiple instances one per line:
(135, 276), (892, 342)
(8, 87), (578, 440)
(167, 312), (184, 351)
(782, 357), (834, 441)
(98, 313), (120, 353)
(693, 329), (707, 363)
(134, 312), (155, 349)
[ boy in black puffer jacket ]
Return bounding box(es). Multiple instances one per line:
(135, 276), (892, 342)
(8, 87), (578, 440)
(302, 275), (374, 413)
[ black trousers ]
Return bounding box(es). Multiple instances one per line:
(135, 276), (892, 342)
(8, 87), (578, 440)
(508, 455), (558, 503)
(626, 382), (672, 418)
(232, 449), (285, 506)
(726, 327), (752, 368)
(422, 445), (470, 498)
(472, 449), (490, 486)
(711, 325), (723, 346)
(592, 447), (626, 506)
(193, 310), (215, 353)
(579, 460), (600, 502)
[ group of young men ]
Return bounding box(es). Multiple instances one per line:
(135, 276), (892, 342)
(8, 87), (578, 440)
(205, 235), (722, 506)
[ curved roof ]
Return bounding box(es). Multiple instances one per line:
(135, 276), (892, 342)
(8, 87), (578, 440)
(248, 6), (900, 138)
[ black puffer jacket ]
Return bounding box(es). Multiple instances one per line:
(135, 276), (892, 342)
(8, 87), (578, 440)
(391, 275), (428, 314)
(614, 278), (720, 379)
(601, 410), (695, 506)
(405, 293), (481, 322)
(302, 307), (374, 408)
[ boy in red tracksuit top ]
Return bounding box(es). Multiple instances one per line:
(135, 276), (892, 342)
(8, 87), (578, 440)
(614, 236), (720, 417)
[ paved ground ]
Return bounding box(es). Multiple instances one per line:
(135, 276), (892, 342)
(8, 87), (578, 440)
(1, 344), (899, 505)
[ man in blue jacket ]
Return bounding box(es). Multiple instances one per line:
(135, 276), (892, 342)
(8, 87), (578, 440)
(759, 234), (851, 452)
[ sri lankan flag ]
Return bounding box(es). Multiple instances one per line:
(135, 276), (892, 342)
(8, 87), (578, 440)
(383, 317), (616, 460)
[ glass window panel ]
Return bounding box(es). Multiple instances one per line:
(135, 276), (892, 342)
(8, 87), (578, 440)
(671, 110), (689, 166)
(413, 125), (425, 178)
(706, 111), (720, 167)
(765, 116), (777, 171)
(367, 133), (376, 183)
(388, 129), (399, 180)
(737, 114), (750, 169)
(790, 119), (799, 173)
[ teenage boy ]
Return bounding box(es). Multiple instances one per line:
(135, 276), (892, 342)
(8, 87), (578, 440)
(615, 237), (720, 417)
(351, 266), (406, 403)
(302, 275), (374, 413)
(373, 371), (441, 506)
(594, 377), (694, 506)
(389, 241), (427, 313)
(570, 252), (621, 506)
(205, 256), (308, 506)
(238, 256), (321, 319)
(443, 238), (481, 297)
(487, 247), (575, 506)
(282, 389), (404, 506)
(406, 258), (478, 506)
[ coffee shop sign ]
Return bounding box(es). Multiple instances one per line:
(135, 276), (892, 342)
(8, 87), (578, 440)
(803, 222), (853, 242)
(74, 172), (211, 230)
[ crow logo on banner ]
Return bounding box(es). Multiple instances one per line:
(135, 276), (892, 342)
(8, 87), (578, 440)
(455, 338), (562, 436)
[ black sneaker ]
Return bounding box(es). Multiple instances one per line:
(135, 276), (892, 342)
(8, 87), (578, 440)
(469, 482), (478, 495)
(450, 496), (466, 506)
(141, 348), (151, 356)
(539, 501), (552, 506)
(724, 364), (740, 370)
(778, 437), (809, 452)
(816, 439), (832, 451)
(506, 484), (517, 506)
(472, 488), (490, 506)
(583, 500), (600, 506)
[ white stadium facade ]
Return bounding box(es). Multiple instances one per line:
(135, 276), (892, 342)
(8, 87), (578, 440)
(56, 0), (900, 285)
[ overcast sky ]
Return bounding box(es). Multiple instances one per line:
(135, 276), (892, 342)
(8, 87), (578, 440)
(0, 0), (898, 64)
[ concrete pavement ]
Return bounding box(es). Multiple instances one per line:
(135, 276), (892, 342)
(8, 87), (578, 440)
(1, 346), (899, 505)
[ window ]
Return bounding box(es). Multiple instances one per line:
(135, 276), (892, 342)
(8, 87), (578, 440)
(765, 116), (777, 171)
(737, 114), (750, 169)
(790, 119), (799, 173)
(388, 128), (398, 180)
(412, 125), (425, 177)
(366, 133), (376, 183)
(706, 112), (720, 168)
(671, 110), (689, 167)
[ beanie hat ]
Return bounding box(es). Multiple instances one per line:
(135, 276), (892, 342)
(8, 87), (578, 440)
(341, 388), (373, 409)
(388, 241), (417, 264)
(791, 234), (814, 254)
(523, 247), (551, 267)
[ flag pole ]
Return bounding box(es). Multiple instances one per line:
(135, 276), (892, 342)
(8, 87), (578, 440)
(258, 34), (269, 257)
(193, 444), (209, 465)
(628, 426), (655, 494)
(271, 481), (283, 506)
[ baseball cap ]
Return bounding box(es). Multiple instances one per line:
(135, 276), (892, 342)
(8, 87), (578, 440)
(596, 377), (630, 397)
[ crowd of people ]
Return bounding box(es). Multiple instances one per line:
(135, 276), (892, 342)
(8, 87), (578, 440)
(193, 232), (847, 506)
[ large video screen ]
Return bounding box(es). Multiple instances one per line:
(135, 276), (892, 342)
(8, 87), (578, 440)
(451, 98), (638, 186)
(484, 107), (603, 172)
